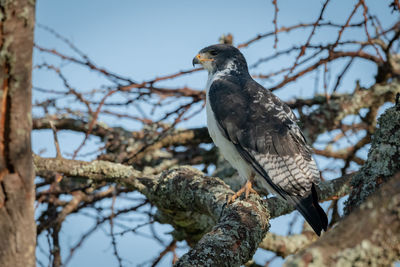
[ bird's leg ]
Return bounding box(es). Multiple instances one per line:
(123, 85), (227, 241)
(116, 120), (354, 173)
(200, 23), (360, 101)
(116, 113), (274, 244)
(244, 180), (258, 198)
(227, 178), (258, 204)
(227, 183), (247, 204)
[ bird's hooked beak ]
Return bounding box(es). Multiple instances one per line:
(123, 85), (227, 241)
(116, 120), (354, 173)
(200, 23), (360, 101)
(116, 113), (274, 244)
(192, 53), (214, 67)
(192, 54), (201, 67)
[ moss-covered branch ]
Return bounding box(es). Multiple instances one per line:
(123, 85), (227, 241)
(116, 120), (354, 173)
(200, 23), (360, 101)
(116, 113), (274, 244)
(345, 101), (400, 213)
(284, 172), (400, 266)
(34, 155), (270, 265)
(33, 154), (352, 265)
(174, 193), (270, 266)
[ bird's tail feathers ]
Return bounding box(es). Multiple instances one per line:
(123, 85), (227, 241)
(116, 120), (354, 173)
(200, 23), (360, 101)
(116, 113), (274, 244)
(291, 184), (328, 236)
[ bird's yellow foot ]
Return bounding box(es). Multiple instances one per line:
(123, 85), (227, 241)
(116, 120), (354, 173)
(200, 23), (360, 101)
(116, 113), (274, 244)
(227, 180), (258, 204)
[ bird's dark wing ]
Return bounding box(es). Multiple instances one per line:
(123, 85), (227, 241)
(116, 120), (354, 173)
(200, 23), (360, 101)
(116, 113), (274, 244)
(208, 78), (320, 198)
(209, 78), (328, 235)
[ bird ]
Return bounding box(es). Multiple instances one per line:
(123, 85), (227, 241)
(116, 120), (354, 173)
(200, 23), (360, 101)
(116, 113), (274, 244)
(192, 44), (328, 236)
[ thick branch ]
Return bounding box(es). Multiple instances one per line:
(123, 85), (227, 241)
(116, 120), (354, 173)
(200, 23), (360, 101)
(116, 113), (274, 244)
(345, 100), (400, 213)
(284, 172), (400, 266)
(33, 116), (111, 138)
(174, 194), (269, 267)
(34, 154), (147, 190)
(259, 232), (317, 258)
(34, 154), (351, 264)
(34, 155), (269, 264)
(33, 155), (351, 218)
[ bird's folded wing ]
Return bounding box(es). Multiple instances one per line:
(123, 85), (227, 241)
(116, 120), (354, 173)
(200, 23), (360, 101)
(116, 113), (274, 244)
(208, 79), (319, 198)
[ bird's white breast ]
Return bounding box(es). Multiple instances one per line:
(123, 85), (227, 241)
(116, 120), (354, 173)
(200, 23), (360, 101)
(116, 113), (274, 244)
(205, 70), (253, 180)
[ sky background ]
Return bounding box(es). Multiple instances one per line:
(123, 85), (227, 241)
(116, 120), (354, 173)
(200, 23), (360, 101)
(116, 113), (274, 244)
(32, 1), (399, 266)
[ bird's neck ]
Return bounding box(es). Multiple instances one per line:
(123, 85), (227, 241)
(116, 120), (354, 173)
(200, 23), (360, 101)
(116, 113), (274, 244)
(209, 60), (248, 79)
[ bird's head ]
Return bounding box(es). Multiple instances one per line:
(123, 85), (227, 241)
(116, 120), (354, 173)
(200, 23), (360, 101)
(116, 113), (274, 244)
(193, 44), (248, 74)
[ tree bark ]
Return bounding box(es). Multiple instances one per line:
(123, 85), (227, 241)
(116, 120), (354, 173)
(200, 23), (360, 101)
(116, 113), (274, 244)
(345, 100), (400, 214)
(0, 0), (36, 266)
(33, 154), (351, 266)
(284, 172), (400, 266)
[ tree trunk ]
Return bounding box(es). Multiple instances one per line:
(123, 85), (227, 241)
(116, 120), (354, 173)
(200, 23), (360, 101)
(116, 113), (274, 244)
(0, 0), (36, 266)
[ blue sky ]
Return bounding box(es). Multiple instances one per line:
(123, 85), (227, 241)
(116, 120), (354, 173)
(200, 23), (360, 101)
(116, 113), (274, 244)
(33, 1), (398, 266)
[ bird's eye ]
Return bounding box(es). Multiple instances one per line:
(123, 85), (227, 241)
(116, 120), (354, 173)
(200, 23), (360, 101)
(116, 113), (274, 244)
(209, 50), (218, 56)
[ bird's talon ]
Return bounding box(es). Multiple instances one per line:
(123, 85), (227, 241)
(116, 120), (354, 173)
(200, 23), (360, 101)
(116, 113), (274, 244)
(227, 180), (256, 204)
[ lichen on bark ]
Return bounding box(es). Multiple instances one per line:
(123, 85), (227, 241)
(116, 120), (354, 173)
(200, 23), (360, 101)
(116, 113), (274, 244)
(175, 194), (270, 267)
(284, 172), (400, 267)
(345, 100), (400, 214)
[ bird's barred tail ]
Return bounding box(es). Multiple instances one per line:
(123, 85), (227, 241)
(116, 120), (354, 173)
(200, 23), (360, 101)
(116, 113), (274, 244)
(292, 184), (328, 236)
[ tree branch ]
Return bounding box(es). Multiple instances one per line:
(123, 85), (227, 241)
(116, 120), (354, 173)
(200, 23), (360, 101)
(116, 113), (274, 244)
(301, 80), (399, 143)
(345, 100), (400, 213)
(33, 154), (352, 265)
(259, 232), (317, 258)
(284, 172), (400, 266)
(174, 194), (269, 266)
